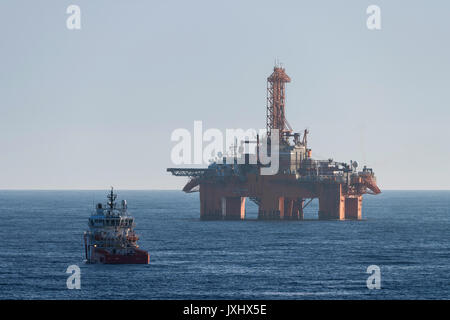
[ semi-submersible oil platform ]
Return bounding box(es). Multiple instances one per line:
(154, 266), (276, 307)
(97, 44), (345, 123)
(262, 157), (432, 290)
(168, 65), (380, 220)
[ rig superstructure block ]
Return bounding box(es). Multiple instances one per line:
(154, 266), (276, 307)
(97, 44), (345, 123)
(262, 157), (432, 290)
(168, 65), (380, 220)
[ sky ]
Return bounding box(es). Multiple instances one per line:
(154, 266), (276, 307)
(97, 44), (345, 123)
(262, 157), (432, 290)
(0, 0), (449, 190)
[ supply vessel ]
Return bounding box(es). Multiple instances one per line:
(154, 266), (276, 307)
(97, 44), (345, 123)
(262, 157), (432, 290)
(83, 188), (149, 264)
(168, 65), (381, 220)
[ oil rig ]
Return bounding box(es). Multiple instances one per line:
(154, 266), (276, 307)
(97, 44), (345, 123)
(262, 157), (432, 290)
(168, 65), (380, 220)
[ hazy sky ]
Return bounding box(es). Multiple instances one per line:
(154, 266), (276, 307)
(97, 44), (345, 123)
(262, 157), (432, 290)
(1, 0), (449, 190)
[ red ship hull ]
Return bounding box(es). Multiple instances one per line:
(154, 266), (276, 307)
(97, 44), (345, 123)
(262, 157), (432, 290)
(90, 248), (150, 264)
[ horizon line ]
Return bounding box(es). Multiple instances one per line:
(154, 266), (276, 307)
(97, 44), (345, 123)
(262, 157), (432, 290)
(0, 188), (450, 191)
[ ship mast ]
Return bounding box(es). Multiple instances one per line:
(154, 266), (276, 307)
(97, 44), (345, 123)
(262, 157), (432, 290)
(107, 186), (117, 212)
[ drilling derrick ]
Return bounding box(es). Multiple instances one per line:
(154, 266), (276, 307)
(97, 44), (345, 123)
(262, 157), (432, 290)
(168, 65), (381, 221)
(267, 66), (292, 139)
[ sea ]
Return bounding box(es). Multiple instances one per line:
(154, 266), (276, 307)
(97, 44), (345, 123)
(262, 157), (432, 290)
(0, 190), (448, 300)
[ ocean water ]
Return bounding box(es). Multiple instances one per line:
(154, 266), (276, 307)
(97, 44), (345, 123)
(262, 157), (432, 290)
(0, 190), (448, 300)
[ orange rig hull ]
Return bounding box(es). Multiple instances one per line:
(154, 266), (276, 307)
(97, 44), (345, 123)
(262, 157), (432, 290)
(175, 172), (379, 221)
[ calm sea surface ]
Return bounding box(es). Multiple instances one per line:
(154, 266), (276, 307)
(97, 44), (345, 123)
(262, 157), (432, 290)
(0, 190), (448, 299)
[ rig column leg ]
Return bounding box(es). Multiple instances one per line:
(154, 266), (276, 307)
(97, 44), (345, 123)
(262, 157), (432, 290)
(299, 199), (304, 220)
(224, 197), (246, 220)
(292, 199), (304, 220)
(283, 198), (294, 220)
(318, 184), (345, 220)
(199, 184), (223, 220)
(345, 196), (362, 220)
(278, 197), (285, 219)
(258, 194), (281, 219)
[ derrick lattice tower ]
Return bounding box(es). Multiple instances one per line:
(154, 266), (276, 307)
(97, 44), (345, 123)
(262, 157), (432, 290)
(266, 65), (292, 139)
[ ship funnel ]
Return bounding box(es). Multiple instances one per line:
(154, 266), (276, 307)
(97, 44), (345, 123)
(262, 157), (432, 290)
(96, 203), (103, 214)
